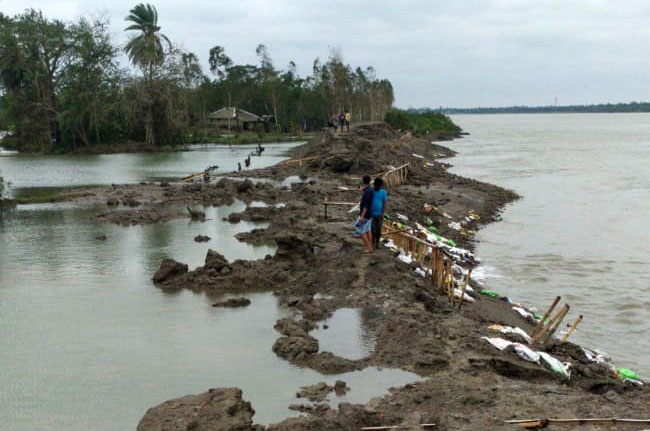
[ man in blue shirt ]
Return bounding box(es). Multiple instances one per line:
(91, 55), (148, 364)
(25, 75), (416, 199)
(356, 175), (374, 252)
(370, 177), (387, 250)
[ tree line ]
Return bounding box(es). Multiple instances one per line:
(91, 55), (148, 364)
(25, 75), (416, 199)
(0, 4), (394, 152)
(423, 102), (650, 115)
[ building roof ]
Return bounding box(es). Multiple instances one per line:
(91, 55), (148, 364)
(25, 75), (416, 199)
(208, 107), (262, 122)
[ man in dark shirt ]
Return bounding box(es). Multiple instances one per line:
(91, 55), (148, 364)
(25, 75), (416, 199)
(356, 175), (374, 252)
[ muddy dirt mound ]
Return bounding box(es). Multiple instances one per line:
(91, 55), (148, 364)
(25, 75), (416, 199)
(153, 259), (188, 283)
(205, 249), (230, 272)
(137, 387), (259, 431)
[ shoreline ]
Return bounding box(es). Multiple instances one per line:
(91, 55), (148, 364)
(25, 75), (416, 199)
(0, 134), (314, 157)
(18, 124), (647, 430)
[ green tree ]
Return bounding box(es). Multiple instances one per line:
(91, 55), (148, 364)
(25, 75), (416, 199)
(124, 3), (171, 146)
(59, 17), (123, 149)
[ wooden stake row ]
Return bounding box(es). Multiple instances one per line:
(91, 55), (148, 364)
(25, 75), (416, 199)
(382, 220), (469, 307)
(382, 163), (410, 187)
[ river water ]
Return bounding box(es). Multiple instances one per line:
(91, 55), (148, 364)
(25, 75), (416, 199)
(447, 113), (650, 377)
(0, 143), (419, 431)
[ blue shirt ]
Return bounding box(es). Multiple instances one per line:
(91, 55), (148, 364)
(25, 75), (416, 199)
(360, 186), (374, 214)
(370, 189), (387, 216)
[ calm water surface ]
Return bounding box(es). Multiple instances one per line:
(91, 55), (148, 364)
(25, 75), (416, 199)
(448, 113), (650, 376)
(0, 143), (295, 197)
(0, 144), (420, 431)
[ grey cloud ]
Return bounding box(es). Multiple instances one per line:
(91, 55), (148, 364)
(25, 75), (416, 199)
(3, 0), (650, 107)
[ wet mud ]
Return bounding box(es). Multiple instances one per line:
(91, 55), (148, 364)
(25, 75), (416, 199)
(73, 125), (647, 430)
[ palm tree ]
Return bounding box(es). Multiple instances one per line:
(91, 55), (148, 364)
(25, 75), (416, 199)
(124, 3), (171, 145)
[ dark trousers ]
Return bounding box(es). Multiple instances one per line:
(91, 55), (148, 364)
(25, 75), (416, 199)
(371, 215), (383, 248)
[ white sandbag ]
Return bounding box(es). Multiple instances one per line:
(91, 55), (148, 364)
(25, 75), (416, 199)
(513, 343), (540, 363)
(453, 288), (475, 302)
(538, 351), (571, 379)
(512, 306), (534, 320)
(481, 337), (512, 351)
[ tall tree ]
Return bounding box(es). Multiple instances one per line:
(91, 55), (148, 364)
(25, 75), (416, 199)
(124, 3), (171, 146)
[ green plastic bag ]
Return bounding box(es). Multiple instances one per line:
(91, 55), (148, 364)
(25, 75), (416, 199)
(446, 239), (457, 247)
(384, 213), (391, 220)
(427, 226), (438, 233)
(479, 290), (501, 298)
(616, 367), (640, 381)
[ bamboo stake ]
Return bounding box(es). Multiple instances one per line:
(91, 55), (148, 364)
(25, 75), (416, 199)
(532, 304), (569, 344)
(446, 261), (455, 305)
(361, 424), (436, 430)
(560, 315), (583, 344)
(458, 268), (472, 310)
(506, 417), (650, 428)
(541, 305), (570, 345)
(530, 296), (561, 338)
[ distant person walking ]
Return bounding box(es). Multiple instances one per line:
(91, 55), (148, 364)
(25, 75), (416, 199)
(338, 112), (345, 132)
(355, 175), (375, 252)
(344, 109), (351, 132)
(370, 177), (387, 250)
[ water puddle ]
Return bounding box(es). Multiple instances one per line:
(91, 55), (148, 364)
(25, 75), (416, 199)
(308, 367), (422, 409)
(312, 308), (375, 360)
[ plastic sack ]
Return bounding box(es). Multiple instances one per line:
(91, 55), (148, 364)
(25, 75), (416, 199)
(512, 306), (534, 320)
(453, 288), (475, 302)
(479, 290), (501, 298)
(482, 337), (512, 351)
(539, 351), (571, 379)
(616, 367), (640, 381)
(488, 325), (532, 344)
(513, 343), (540, 363)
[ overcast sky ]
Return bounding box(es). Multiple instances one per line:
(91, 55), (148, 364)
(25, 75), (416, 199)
(3, 0), (650, 108)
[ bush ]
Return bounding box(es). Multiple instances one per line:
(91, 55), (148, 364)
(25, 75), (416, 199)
(384, 109), (461, 136)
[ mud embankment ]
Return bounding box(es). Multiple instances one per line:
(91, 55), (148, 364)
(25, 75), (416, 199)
(74, 124), (647, 430)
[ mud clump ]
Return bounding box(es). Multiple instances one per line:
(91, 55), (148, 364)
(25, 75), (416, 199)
(212, 297), (251, 308)
(194, 234), (211, 242)
(204, 249), (231, 273)
(137, 387), (260, 431)
(296, 382), (334, 402)
(275, 233), (316, 259)
(272, 335), (319, 360)
(153, 258), (188, 283)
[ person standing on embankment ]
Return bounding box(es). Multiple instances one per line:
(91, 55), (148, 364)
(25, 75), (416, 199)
(370, 177), (387, 250)
(356, 175), (375, 252)
(345, 109), (351, 132)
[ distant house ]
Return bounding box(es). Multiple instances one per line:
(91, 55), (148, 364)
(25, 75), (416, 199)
(208, 107), (263, 130)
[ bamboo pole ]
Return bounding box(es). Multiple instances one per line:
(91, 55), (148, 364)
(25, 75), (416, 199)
(506, 417), (650, 428)
(458, 268), (472, 310)
(530, 296), (561, 338)
(541, 305), (570, 345)
(560, 315), (583, 344)
(361, 424), (436, 430)
(532, 304), (569, 344)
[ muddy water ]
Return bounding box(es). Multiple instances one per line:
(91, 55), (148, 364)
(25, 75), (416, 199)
(0, 145), (420, 431)
(447, 113), (650, 376)
(0, 142), (296, 197)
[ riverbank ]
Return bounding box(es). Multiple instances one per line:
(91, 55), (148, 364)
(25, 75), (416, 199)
(0, 132), (314, 156)
(51, 124), (649, 429)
